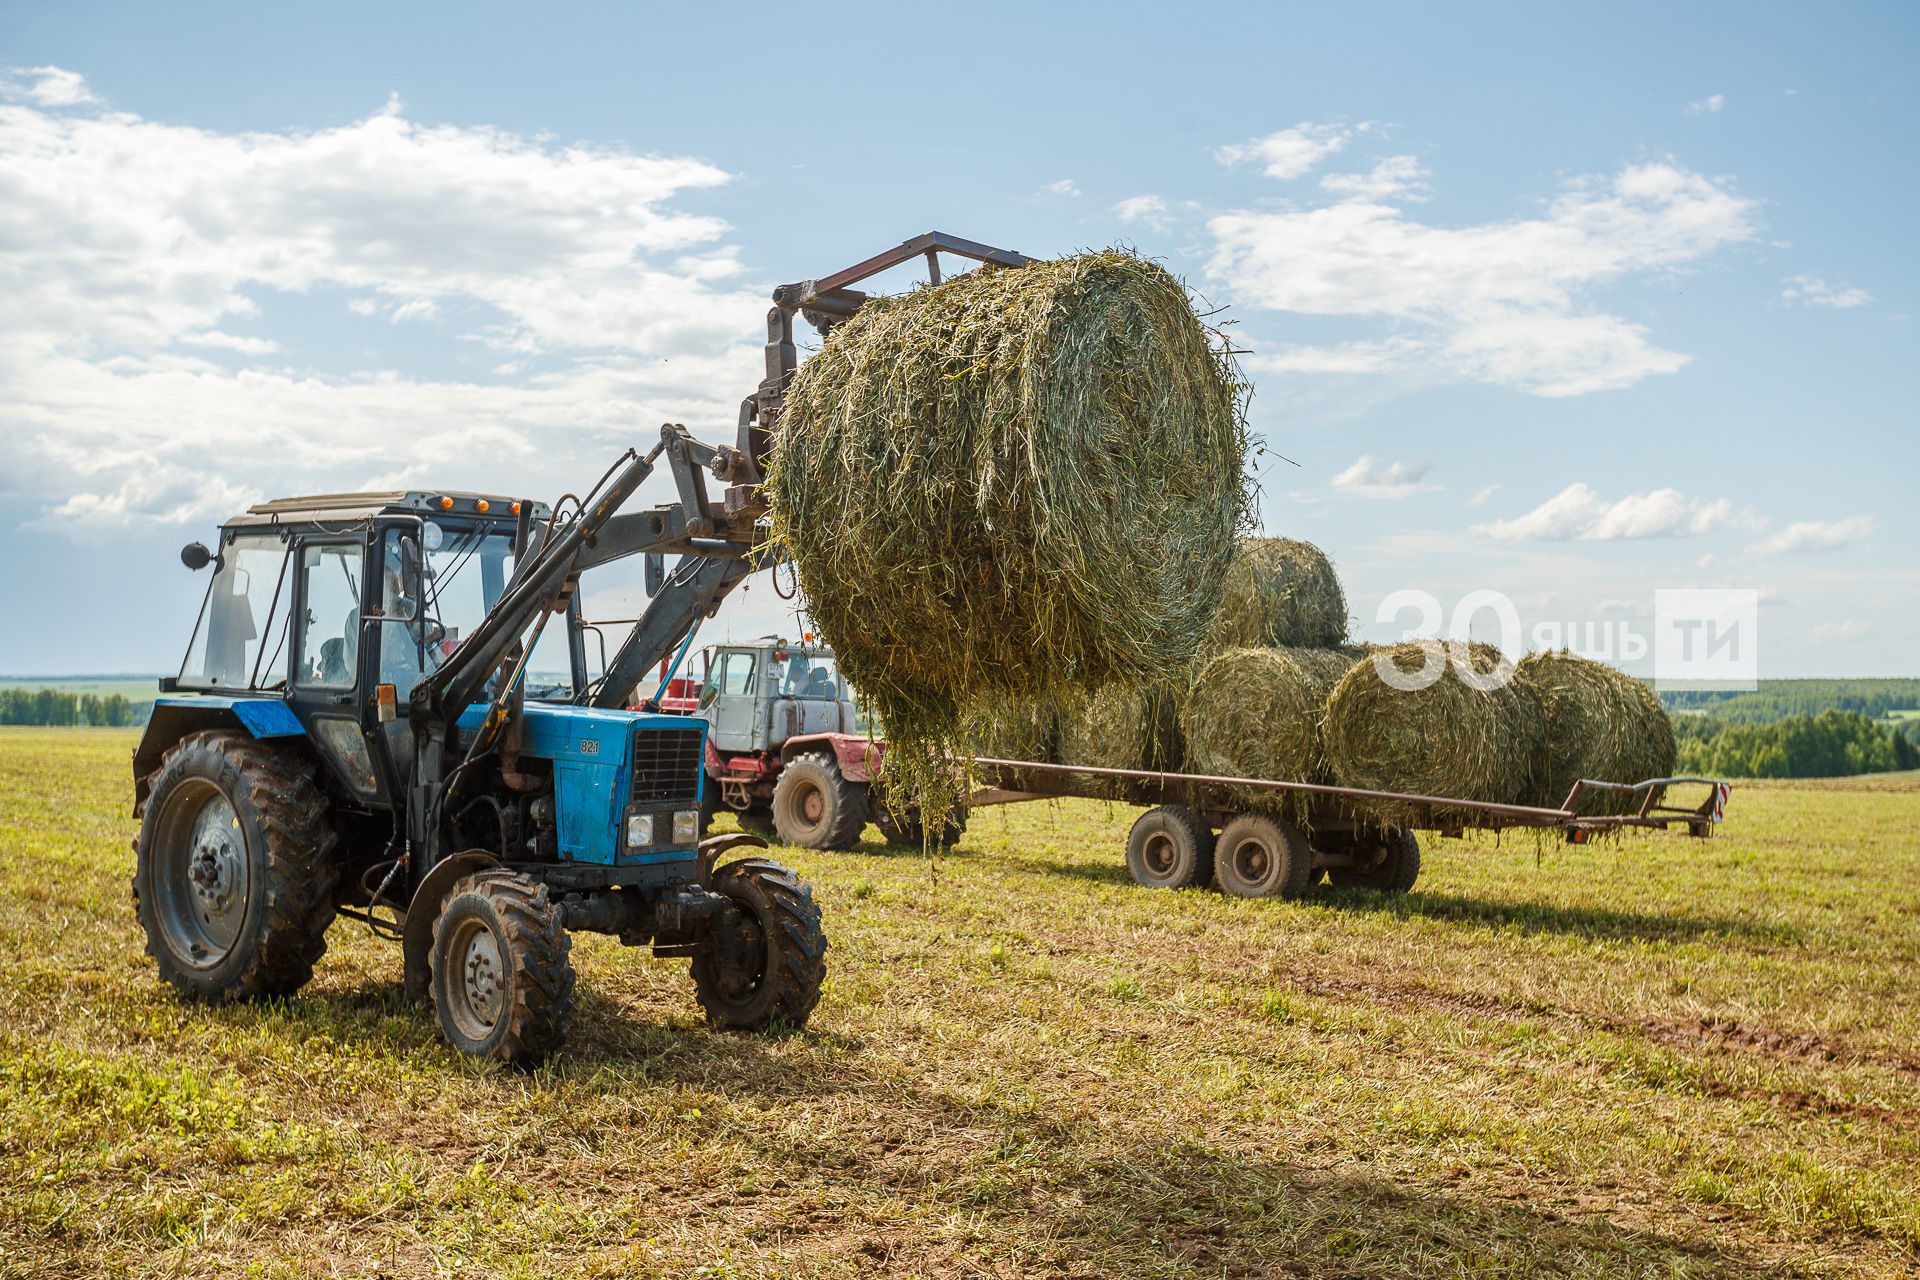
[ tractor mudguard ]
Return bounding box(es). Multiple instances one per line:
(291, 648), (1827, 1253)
(402, 850), (501, 999)
(133, 696), (308, 812)
(780, 732), (882, 784)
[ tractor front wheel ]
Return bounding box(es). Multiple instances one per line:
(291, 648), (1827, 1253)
(133, 731), (339, 1002)
(691, 858), (827, 1031)
(771, 753), (867, 850)
(429, 870), (575, 1063)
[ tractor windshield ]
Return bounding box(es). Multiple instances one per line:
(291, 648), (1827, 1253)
(178, 533), (293, 691)
(776, 652), (842, 701)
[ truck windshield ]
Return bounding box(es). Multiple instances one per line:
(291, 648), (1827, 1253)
(178, 533), (292, 690)
(776, 652), (841, 700)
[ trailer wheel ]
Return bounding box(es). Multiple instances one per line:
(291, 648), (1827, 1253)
(1125, 805), (1214, 889)
(429, 869), (575, 1064)
(1329, 828), (1421, 894)
(133, 730), (340, 1003)
(692, 857), (827, 1031)
(771, 753), (867, 850)
(873, 801), (968, 850)
(1214, 813), (1314, 900)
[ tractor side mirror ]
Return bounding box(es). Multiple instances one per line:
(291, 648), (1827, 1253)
(644, 552), (664, 598)
(180, 541), (213, 571)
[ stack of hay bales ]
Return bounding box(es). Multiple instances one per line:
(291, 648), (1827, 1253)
(768, 248), (1250, 804)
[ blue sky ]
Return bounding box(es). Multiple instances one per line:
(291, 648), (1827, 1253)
(0, 0), (1912, 678)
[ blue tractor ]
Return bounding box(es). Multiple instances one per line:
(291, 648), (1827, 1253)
(130, 231), (1029, 1062)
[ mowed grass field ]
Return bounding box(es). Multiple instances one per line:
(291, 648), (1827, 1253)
(2, 729), (1918, 1279)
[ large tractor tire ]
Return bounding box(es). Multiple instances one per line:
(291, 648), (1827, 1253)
(872, 801), (968, 851)
(1125, 804), (1214, 890)
(770, 753), (867, 850)
(691, 857), (827, 1031)
(1329, 828), (1422, 894)
(1214, 813), (1315, 900)
(132, 730), (340, 1002)
(429, 869), (575, 1064)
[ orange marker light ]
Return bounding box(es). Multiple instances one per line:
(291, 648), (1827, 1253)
(475, 499), (490, 513)
(511, 501), (522, 515)
(439, 496), (454, 510)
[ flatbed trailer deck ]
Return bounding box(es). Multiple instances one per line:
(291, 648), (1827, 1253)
(966, 757), (1732, 898)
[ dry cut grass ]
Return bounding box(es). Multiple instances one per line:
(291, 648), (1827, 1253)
(2, 727), (1919, 1278)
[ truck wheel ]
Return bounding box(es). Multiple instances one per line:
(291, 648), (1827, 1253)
(771, 753), (867, 850)
(1125, 805), (1214, 889)
(133, 730), (339, 1002)
(429, 869), (575, 1063)
(1329, 829), (1421, 894)
(1214, 813), (1314, 900)
(691, 858), (827, 1031)
(873, 802), (968, 850)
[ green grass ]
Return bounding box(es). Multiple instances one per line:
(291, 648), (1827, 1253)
(3, 728), (1919, 1277)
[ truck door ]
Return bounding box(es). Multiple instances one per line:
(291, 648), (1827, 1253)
(701, 649), (761, 752)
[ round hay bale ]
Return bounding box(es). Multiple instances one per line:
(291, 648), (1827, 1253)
(767, 249), (1249, 785)
(1516, 651), (1676, 814)
(1322, 642), (1547, 817)
(1182, 646), (1355, 786)
(1208, 538), (1347, 651)
(1058, 685), (1185, 775)
(959, 695), (1061, 765)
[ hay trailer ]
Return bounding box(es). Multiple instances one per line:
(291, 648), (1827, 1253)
(968, 759), (1733, 897)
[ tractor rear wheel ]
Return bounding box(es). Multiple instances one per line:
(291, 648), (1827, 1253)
(133, 730), (339, 1002)
(1214, 813), (1314, 900)
(1329, 828), (1421, 893)
(429, 869), (575, 1063)
(771, 753), (867, 850)
(1125, 805), (1214, 889)
(691, 858), (827, 1031)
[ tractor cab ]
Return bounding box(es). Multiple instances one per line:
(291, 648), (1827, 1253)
(143, 490), (573, 812)
(674, 641), (860, 754)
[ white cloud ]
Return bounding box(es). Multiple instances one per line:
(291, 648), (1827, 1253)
(1320, 154), (1430, 201)
(1216, 123), (1350, 180)
(1686, 94), (1726, 115)
(1208, 160), (1759, 396)
(1809, 619), (1869, 643)
(1044, 179), (1080, 197)
(2, 66), (98, 108)
(1752, 516), (1874, 554)
(1330, 454), (1435, 499)
(1782, 274), (1872, 308)
(0, 75), (769, 533)
(1112, 194), (1171, 231)
(1466, 484), (1500, 507)
(1474, 483), (1735, 541)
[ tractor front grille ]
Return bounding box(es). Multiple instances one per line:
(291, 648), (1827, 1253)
(631, 727), (704, 806)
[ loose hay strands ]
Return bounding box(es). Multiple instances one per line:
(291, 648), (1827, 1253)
(768, 248), (1250, 815)
(1207, 538), (1348, 652)
(1181, 646), (1358, 813)
(961, 694), (1063, 765)
(1322, 642), (1547, 822)
(1517, 650), (1677, 815)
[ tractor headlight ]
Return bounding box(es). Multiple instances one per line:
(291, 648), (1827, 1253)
(626, 814), (655, 848)
(673, 809), (701, 845)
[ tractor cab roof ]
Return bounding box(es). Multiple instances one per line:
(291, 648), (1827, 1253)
(220, 491), (552, 530)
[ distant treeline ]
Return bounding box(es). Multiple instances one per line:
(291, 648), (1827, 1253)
(1661, 679), (1920, 724)
(0, 690), (149, 726)
(1676, 710), (1920, 779)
